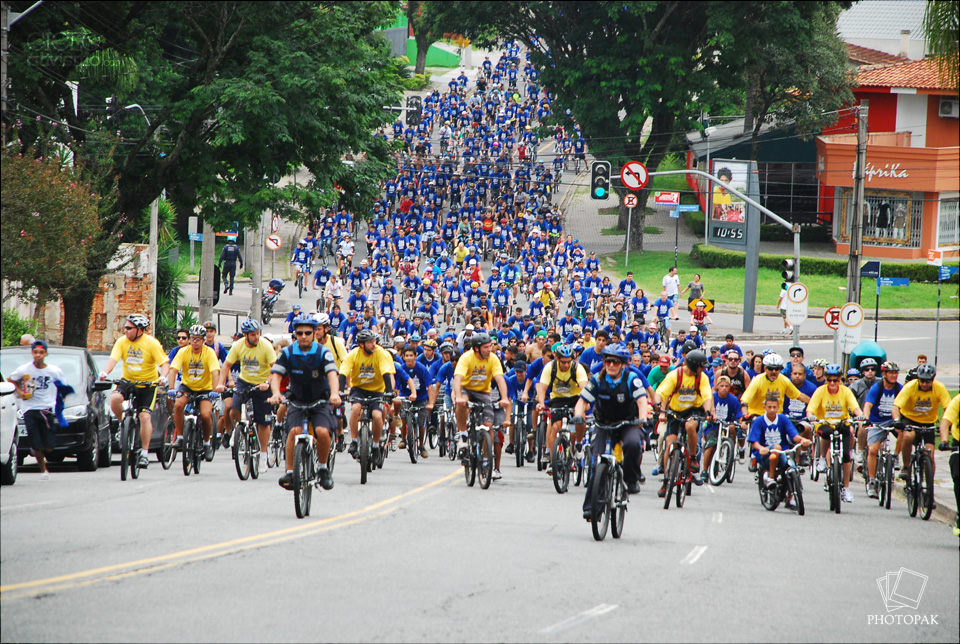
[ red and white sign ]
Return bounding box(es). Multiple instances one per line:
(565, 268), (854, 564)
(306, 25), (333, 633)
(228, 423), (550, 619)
(927, 249), (943, 266)
(824, 306), (841, 330)
(271, 214), (280, 234)
(265, 234), (282, 251)
(620, 161), (649, 191)
(623, 193), (639, 209)
(654, 191), (680, 205)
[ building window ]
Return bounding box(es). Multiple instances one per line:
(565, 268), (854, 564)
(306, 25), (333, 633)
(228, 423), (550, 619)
(836, 189), (923, 248)
(937, 198), (959, 248)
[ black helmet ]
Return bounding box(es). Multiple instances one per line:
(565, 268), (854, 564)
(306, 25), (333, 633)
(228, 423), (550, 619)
(916, 363), (936, 381)
(355, 329), (377, 343)
(471, 332), (492, 349)
(682, 340), (698, 355)
(685, 350), (708, 370)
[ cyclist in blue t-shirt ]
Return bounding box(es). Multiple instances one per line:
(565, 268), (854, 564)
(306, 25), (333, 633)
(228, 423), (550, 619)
(748, 394), (810, 503)
(863, 361), (904, 499)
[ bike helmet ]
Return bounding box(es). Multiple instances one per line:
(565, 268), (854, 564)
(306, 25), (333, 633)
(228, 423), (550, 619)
(292, 314), (318, 328)
(554, 344), (575, 359)
(762, 353), (784, 368)
(355, 329), (377, 343)
(824, 364), (842, 376)
(858, 357), (878, 371)
(846, 368), (860, 378)
(812, 358), (828, 368)
(317, 313), (331, 326)
(240, 319), (261, 334)
(685, 350), (708, 370)
(292, 303), (302, 311)
(601, 345), (630, 363)
(916, 363), (936, 381)
(682, 340), (698, 354)
(298, 239), (307, 246)
(689, 325), (698, 333)
(572, 325), (582, 335)
(410, 334), (422, 342)
(695, 301), (705, 308)
(126, 314), (150, 329)
(439, 342), (455, 354)
(188, 324), (206, 337)
(423, 339), (437, 348)
(472, 332), (492, 348)
(880, 361), (899, 373)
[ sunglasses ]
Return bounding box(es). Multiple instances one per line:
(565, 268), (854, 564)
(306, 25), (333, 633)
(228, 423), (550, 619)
(728, 357), (740, 362)
(177, 336), (189, 341)
(764, 366), (779, 371)
(603, 358), (621, 365)
(861, 367), (876, 371)
(826, 378), (841, 383)
(789, 353), (802, 357)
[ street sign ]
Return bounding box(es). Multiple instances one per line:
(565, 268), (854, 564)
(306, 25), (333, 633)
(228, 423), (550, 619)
(676, 204), (700, 211)
(839, 302), (864, 352)
(620, 161), (649, 191)
(265, 234), (282, 251)
(188, 232), (203, 242)
(861, 260), (881, 278)
(653, 191), (679, 205)
(824, 306), (841, 330)
(623, 193), (638, 209)
(669, 210), (680, 219)
(687, 298), (714, 312)
(785, 282), (809, 326)
(940, 265), (958, 281)
(927, 249), (943, 266)
(878, 277), (910, 287)
(271, 215), (280, 234)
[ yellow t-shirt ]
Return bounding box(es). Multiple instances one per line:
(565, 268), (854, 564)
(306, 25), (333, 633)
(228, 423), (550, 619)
(808, 384), (859, 421)
(340, 346), (396, 392)
(536, 290), (556, 308)
(581, 337), (596, 350)
(454, 350), (504, 392)
(740, 373), (802, 416)
(942, 394), (960, 441)
(321, 334), (348, 370)
(539, 360), (588, 398)
(226, 338), (276, 385)
(454, 246), (469, 264)
(171, 345), (220, 391)
(109, 334), (168, 383)
(655, 368), (712, 412)
(893, 379), (952, 425)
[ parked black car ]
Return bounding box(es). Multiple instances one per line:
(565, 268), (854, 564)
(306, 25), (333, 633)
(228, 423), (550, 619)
(0, 346), (113, 471)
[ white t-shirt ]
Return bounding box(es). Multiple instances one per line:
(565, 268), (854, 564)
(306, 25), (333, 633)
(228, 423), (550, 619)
(778, 287), (788, 311)
(8, 362), (66, 412)
(662, 273), (680, 297)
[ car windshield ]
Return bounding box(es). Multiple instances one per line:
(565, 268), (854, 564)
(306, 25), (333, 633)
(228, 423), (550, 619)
(0, 350), (86, 406)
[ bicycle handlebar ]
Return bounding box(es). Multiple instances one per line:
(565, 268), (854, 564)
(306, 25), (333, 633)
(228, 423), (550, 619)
(286, 399), (330, 410)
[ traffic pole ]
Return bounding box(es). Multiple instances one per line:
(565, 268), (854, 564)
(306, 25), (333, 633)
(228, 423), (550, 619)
(934, 277), (941, 367)
(674, 210), (679, 270)
(625, 206), (633, 268)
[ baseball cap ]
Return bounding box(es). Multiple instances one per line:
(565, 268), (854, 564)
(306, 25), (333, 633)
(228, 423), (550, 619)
(514, 361), (527, 372)
(31, 339), (48, 351)
(658, 355), (671, 366)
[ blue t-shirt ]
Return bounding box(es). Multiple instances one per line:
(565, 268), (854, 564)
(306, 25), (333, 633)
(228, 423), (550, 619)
(864, 381), (903, 425)
(397, 361), (432, 403)
(712, 392), (743, 426)
(783, 378), (817, 420)
(748, 413), (798, 453)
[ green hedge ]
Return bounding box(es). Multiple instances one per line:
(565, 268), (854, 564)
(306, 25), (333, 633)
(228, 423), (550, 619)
(683, 210), (831, 243)
(690, 243), (960, 283)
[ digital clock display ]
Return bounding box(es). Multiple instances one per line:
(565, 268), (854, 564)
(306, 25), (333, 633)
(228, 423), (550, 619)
(712, 225), (744, 241)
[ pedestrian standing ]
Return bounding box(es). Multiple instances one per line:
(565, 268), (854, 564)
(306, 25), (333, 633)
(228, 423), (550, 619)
(662, 266), (681, 320)
(6, 340), (66, 481)
(218, 236), (244, 295)
(680, 273), (705, 307)
(777, 282), (792, 334)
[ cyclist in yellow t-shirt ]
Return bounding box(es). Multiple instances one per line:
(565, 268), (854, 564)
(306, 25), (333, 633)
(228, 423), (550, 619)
(893, 363), (951, 480)
(168, 325), (221, 458)
(807, 364), (864, 503)
(340, 329), (396, 458)
(100, 314), (170, 469)
(938, 393), (960, 536)
(536, 343), (589, 474)
(453, 332), (509, 458)
(739, 353), (809, 417)
(654, 350), (715, 497)
(215, 318), (277, 472)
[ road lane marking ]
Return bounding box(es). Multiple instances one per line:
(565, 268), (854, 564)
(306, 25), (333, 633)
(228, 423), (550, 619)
(0, 469), (460, 599)
(707, 485), (715, 494)
(0, 500), (56, 512)
(539, 604), (619, 634)
(712, 511), (723, 524)
(680, 545), (708, 565)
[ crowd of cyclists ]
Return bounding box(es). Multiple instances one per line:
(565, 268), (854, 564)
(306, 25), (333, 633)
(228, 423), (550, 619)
(10, 45), (957, 536)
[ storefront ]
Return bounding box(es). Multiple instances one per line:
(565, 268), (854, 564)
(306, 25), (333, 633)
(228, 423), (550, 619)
(816, 131), (959, 259)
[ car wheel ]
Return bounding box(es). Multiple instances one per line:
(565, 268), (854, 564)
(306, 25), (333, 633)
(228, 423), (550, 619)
(97, 425), (112, 468)
(77, 426), (99, 472)
(0, 442), (17, 485)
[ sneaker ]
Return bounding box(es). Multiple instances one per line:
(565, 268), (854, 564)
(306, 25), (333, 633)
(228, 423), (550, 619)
(348, 440), (358, 457)
(699, 470), (708, 484)
(546, 465), (553, 476)
(371, 444), (382, 463)
(221, 432), (230, 449)
(525, 451), (535, 463)
(762, 472), (776, 488)
(278, 472), (293, 490)
(627, 481), (641, 495)
(259, 453), (268, 472)
(748, 458), (758, 473)
(398, 439), (406, 450)
(39, 471), (50, 481)
(457, 439), (468, 457)
(138, 451), (150, 469)
(204, 444), (214, 461)
(841, 488), (854, 503)
(785, 497), (798, 512)
(816, 457), (827, 473)
(318, 468), (334, 490)
(173, 435), (184, 448)
(855, 450), (864, 465)
(505, 443), (515, 454)
(737, 447), (745, 464)
(898, 470), (909, 481)
(867, 479), (879, 499)
(657, 486), (666, 498)
(799, 451), (811, 467)
(420, 446), (429, 459)
(638, 469), (646, 484)
(492, 469), (502, 480)
(651, 466), (660, 476)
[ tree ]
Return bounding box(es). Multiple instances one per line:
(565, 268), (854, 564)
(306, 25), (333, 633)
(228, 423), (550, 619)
(407, 1), (442, 76)
(8, 1), (403, 345)
(923, 0), (959, 91)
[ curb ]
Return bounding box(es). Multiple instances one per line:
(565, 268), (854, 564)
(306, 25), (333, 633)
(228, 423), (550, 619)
(890, 479), (957, 526)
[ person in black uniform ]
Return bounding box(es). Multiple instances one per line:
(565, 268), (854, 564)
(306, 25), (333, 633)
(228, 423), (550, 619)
(218, 236), (244, 295)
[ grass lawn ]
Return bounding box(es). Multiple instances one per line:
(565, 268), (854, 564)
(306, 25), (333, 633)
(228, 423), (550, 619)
(603, 250), (956, 309)
(602, 225), (661, 236)
(598, 206), (654, 217)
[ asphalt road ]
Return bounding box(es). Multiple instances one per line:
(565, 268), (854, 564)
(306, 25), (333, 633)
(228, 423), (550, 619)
(2, 444), (957, 643)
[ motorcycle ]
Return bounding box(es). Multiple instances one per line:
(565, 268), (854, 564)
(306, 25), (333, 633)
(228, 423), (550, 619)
(261, 278), (285, 324)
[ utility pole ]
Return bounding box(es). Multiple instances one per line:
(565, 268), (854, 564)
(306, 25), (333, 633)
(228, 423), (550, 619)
(250, 212), (264, 322)
(845, 101), (869, 305)
(199, 220), (215, 322)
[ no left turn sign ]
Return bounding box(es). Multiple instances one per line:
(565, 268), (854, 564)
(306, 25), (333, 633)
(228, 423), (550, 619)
(620, 161), (649, 191)
(265, 234), (282, 251)
(623, 193), (639, 209)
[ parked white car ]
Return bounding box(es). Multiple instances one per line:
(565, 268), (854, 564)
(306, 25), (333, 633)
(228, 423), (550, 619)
(0, 379), (18, 485)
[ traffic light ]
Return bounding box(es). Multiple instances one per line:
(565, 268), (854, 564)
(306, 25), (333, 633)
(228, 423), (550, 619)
(106, 96), (121, 125)
(781, 258), (798, 283)
(590, 160), (610, 200)
(405, 96), (421, 127)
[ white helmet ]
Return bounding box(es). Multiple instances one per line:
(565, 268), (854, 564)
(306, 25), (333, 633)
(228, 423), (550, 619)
(762, 353), (784, 369)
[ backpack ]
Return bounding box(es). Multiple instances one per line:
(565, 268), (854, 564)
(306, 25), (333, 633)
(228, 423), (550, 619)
(549, 357), (581, 389)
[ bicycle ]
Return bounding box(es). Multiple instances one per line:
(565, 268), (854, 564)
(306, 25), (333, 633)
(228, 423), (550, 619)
(295, 265), (307, 299)
(267, 404), (286, 469)
(160, 416), (178, 470)
(463, 401), (495, 489)
(550, 406), (576, 494)
(511, 400), (532, 467)
(661, 410), (704, 510)
(440, 400), (457, 461)
(756, 444), (806, 515)
(707, 420), (738, 486)
(656, 316), (670, 350)
(288, 399), (335, 519)
(347, 394), (388, 485)
(575, 424), (593, 488)
(814, 418), (853, 515)
(114, 379), (158, 482)
(587, 420), (632, 541)
(400, 399), (426, 464)
(872, 424), (897, 510)
(534, 408), (549, 472)
(903, 424), (935, 521)
(178, 391), (209, 476)
(232, 391), (263, 481)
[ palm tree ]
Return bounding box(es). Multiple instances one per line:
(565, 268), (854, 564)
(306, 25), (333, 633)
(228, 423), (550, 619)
(923, 0), (959, 92)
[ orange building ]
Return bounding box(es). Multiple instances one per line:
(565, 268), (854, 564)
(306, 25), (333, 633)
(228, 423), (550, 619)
(816, 57), (959, 260)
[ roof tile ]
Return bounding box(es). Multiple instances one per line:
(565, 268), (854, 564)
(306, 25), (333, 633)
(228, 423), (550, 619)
(856, 57), (957, 91)
(846, 43), (909, 66)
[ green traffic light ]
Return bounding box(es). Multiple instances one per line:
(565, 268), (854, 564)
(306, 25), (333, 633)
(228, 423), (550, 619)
(595, 188), (605, 197)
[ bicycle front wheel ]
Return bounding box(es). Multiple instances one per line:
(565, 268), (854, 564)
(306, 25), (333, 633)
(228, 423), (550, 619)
(192, 424), (203, 474)
(119, 416), (132, 481)
(917, 453), (934, 521)
(478, 431), (494, 489)
(359, 425), (369, 485)
(293, 442), (312, 519)
(552, 435), (570, 494)
(160, 418), (177, 470)
(664, 449), (681, 510)
(407, 416), (419, 464)
(788, 470), (804, 516)
(249, 434), (260, 479)
(233, 424), (251, 480)
(267, 426), (282, 468)
(611, 468), (627, 539)
(830, 457), (842, 514)
(882, 454), (894, 510)
(591, 460), (610, 541)
(182, 419), (194, 476)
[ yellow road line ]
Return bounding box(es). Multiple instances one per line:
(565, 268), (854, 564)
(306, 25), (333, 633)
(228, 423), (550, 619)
(0, 469), (460, 598)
